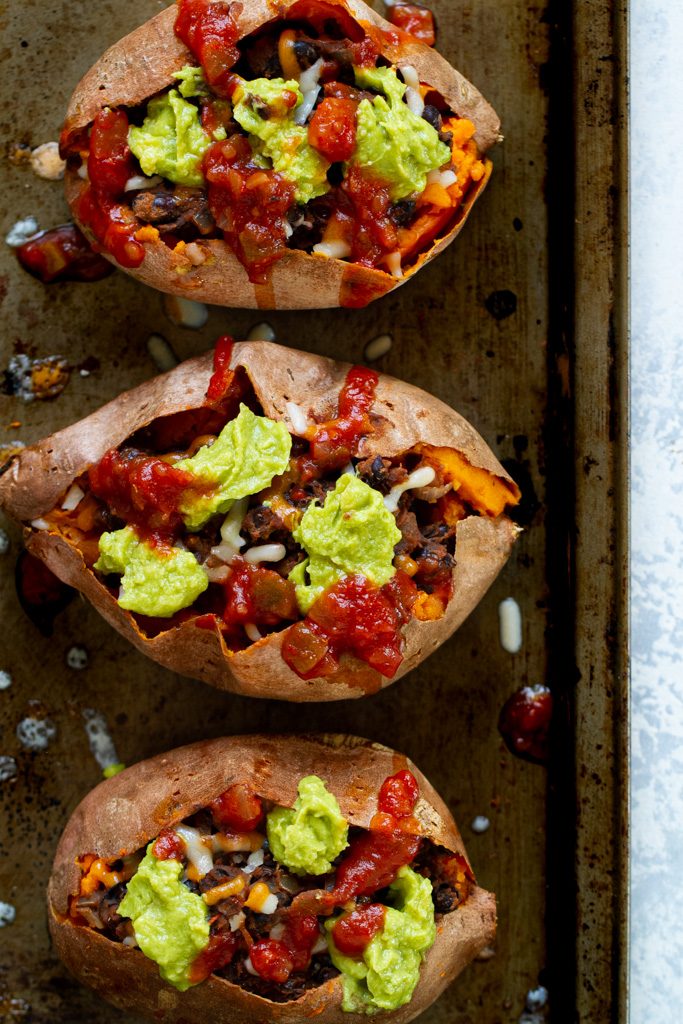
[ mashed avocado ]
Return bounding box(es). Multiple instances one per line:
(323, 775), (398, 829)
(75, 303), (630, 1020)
(176, 404), (292, 531)
(118, 845), (209, 992)
(128, 65), (221, 187)
(352, 66), (451, 201)
(232, 78), (330, 203)
(326, 866), (437, 1013)
(94, 526), (208, 617)
(290, 474), (401, 613)
(267, 775), (349, 876)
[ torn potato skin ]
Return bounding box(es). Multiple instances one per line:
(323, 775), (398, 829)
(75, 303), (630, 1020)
(59, 0), (500, 309)
(49, 734), (496, 1024)
(0, 341), (520, 701)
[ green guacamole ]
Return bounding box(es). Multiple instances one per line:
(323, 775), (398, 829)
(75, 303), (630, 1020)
(118, 845), (209, 992)
(176, 404), (292, 531)
(352, 66), (451, 201)
(267, 775), (349, 876)
(94, 526), (208, 617)
(232, 77), (330, 203)
(290, 474), (401, 612)
(326, 866), (437, 1013)
(128, 66), (220, 187)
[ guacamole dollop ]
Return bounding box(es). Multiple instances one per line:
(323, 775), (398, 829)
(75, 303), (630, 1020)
(290, 474), (401, 613)
(94, 526), (208, 617)
(352, 66), (452, 201)
(232, 77), (330, 204)
(128, 66), (219, 187)
(118, 845), (209, 992)
(267, 775), (349, 876)
(176, 404), (292, 531)
(326, 866), (436, 1013)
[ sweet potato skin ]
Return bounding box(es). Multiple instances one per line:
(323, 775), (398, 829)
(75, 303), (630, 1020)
(0, 342), (520, 701)
(62, 0), (500, 309)
(48, 734), (497, 1023)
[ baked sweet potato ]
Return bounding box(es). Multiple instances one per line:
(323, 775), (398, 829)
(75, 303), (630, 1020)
(0, 340), (520, 700)
(60, 0), (500, 308)
(49, 733), (496, 1023)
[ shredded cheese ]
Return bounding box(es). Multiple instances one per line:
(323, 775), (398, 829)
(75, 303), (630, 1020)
(384, 466), (436, 513)
(174, 825), (214, 879)
(244, 543), (287, 564)
(211, 498), (248, 565)
(294, 58), (324, 125)
(286, 401), (310, 435)
(61, 483), (85, 512)
(203, 875), (246, 906)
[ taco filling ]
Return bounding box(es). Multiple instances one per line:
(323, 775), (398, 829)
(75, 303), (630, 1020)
(59, 0), (490, 288)
(36, 338), (519, 685)
(70, 768), (474, 1011)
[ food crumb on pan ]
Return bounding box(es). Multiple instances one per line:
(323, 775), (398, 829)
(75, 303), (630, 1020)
(30, 142), (66, 181)
(82, 708), (124, 778)
(162, 294), (209, 329)
(364, 333), (393, 361)
(0, 670), (12, 690)
(146, 333), (179, 372)
(471, 815), (490, 834)
(474, 944), (496, 961)
(525, 986), (548, 1011)
(0, 901), (16, 927)
(4, 217), (39, 248)
(16, 716), (56, 751)
(66, 645), (89, 670)
(0, 529), (9, 555)
(0, 756), (18, 783)
(247, 321), (276, 342)
(499, 596), (523, 653)
(2, 353), (70, 402)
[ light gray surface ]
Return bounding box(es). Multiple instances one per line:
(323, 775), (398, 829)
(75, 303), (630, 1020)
(630, 2), (683, 1020)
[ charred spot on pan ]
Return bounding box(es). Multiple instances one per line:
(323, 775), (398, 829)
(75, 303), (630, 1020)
(484, 289), (517, 321)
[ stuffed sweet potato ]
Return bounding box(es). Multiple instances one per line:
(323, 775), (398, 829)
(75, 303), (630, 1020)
(59, 0), (500, 308)
(0, 339), (520, 700)
(49, 734), (496, 1022)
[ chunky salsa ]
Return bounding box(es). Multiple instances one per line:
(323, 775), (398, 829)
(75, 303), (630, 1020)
(60, 0), (488, 297)
(70, 769), (473, 1008)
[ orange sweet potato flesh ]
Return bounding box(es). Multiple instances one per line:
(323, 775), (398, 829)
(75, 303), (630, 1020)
(61, 0), (501, 309)
(48, 734), (496, 1024)
(0, 342), (520, 702)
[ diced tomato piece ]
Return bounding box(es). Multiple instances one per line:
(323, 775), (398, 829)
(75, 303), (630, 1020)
(308, 98), (358, 163)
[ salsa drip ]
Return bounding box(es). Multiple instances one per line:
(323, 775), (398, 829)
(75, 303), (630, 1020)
(71, 769), (467, 996)
(75, 109), (145, 269)
(305, 365), (379, 471)
(15, 224), (114, 284)
(203, 135), (297, 283)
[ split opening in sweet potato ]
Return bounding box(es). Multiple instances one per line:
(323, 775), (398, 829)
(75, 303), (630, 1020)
(62, 0), (488, 283)
(67, 770), (473, 1005)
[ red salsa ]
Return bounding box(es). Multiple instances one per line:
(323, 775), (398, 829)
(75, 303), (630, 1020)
(332, 903), (386, 955)
(307, 365), (379, 469)
(175, 0), (240, 96)
(210, 782), (263, 832)
(308, 98), (358, 163)
(249, 910), (320, 981)
(16, 224), (114, 284)
(281, 571), (417, 681)
(152, 828), (185, 861)
(190, 931), (238, 984)
(223, 560), (299, 628)
(206, 335), (235, 405)
(498, 684), (552, 764)
(203, 136), (297, 284)
(88, 449), (215, 544)
(387, 3), (437, 46)
(76, 109), (144, 269)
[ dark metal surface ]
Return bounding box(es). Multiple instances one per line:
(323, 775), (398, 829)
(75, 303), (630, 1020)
(0, 1), (627, 1021)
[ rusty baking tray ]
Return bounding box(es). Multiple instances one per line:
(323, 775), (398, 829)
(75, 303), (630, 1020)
(0, 0), (628, 1021)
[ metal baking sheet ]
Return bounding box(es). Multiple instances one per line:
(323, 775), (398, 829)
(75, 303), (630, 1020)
(0, 0), (628, 1021)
